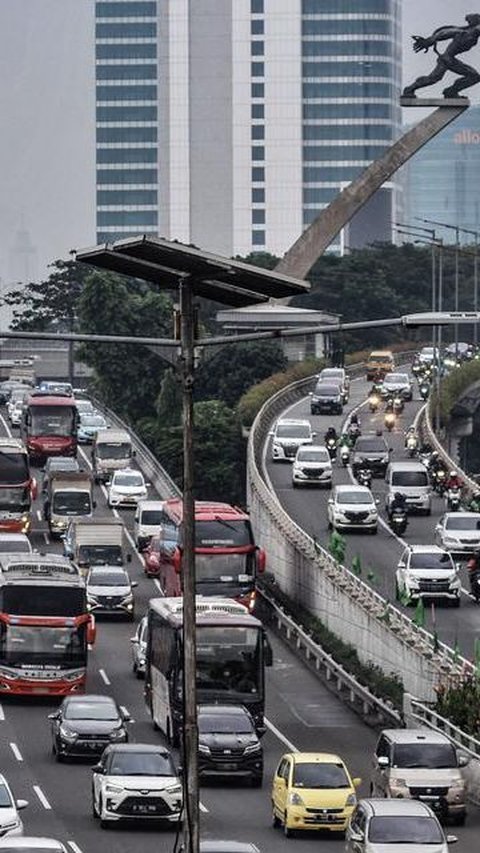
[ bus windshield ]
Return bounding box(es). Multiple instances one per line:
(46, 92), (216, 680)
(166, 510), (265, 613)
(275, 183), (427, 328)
(0, 452), (29, 485)
(195, 519), (252, 548)
(0, 486), (30, 512)
(195, 553), (255, 583)
(195, 626), (261, 696)
(30, 406), (75, 437)
(0, 624), (86, 667)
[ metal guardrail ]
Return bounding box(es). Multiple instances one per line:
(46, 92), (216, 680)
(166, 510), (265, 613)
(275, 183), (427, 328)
(404, 694), (480, 760)
(419, 404), (478, 497)
(261, 587), (402, 726)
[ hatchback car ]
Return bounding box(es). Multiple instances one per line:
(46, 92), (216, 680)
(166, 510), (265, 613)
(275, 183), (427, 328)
(395, 545), (460, 606)
(92, 743), (183, 828)
(107, 468), (148, 508)
(271, 752), (359, 836)
(345, 798), (456, 853)
(0, 774), (28, 838)
(48, 694), (130, 761)
(198, 705), (263, 786)
(328, 485), (378, 533)
(77, 413), (108, 444)
(435, 512), (480, 554)
(86, 565), (137, 619)
(292, 445), (332, 488)
(130, 615), (147, 678)
(270, 419), (316, 462)
(381, 372), (413, 400)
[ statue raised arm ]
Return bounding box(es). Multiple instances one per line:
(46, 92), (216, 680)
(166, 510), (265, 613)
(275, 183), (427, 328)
(402, 14), (480, 98)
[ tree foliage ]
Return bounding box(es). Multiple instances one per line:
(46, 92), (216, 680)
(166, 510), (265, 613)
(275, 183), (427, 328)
(194, 341), (287, 408)
(2, 259), (90, 331)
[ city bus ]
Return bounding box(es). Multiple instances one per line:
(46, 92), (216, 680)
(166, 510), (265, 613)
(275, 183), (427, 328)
(0, 554), (95, 695)
(148, 499), (266, 611)
(144, 597), (272, 744)
(0, 438), (37, 534)
(21, 392), (79, 463)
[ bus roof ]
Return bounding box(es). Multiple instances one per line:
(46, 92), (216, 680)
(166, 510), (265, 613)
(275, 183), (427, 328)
(0, 554), (82, 584)
(27, 395), (76, 407)
(148, 596), (261, 628)
(164, 499), (249, 525)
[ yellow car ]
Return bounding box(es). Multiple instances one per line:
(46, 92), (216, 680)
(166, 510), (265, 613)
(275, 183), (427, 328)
(271, 752), (360, 837)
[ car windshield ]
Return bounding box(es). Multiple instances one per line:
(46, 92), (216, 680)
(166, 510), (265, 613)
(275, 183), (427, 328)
(89, 570), (129, 586)
(0, 784), (12, 808)
(113, 473), (143, 488)
(391, 471), (428, 487)
(337, 491), (371, 505)
(81, 415), (106, 427)
(446, 516), (480, 530)
(198, 713), (253, 734)
(293, 762), (350, 789)
(52, 491), (91, 515)
(297, 449), (329, 463)
(0, 539), (30, 553)
(314, 385), (340, 396)
(368, 816), (443, 844)
(275, 424), (311, 438)
(354, 439), (387, 453)
(409, 553), (453, 570)
(385, 374), (408, 384)
(96, 443), (131, 459)
(107, 751), (176, 776)
(392, 742), (457, 769)
(65, 700), (119, 721)
(141, 509), (163, 525)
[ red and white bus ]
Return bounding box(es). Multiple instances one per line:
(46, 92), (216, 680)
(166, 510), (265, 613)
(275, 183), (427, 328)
(0, 438), (37, 534)
(0, 554), (95, 695)
(22, 392), (79, 463)
(144, 499), (266, 611)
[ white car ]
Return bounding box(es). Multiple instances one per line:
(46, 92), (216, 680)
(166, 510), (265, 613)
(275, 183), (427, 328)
(269, 418), (316, 462)
(9, 401), (24, 426)
(0, 533), (32, 555)
(0, 841), (67, 853)
(0, 773), (28, 837)
(417, 346), (438, 365)
(395, 544), (461, 606)
(345, 798), (455, 853)
(327, 485), (378, 533)
(381, 372), (412, 400)
(292, 445), (332, 487)
(92, 743), (183, 828)
(435, 512), (480, 554)
(75, 399), (95, 417)
(107, 468), (148, 508)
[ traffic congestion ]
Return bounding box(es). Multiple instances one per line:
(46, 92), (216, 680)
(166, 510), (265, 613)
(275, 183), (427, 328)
(0, 356), (477, 852)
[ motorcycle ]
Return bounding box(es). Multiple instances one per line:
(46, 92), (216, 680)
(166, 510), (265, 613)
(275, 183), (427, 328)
(393, 396), (404, 415)
(339, 442), (351, 467)
(347, 422), (361, 444)
(419, 382), (430, 401)
(446, 486), (462, 512)
(406, 434), (419, 458)
(356, 467), (372, 488)
(432, 467), (448, 495)
(368, 394), (380, 413)
(389, 507), (408, 536)
(384, 412), (396, 432)
(467, 563), (480, 602)
(326, 437), (337, 460)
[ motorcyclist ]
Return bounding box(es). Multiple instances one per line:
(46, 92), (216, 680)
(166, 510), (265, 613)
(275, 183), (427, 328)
(350, 413), (360, 427)
(388, 492), (407, 521)
(467, 549), (480, 598)
(384, 396), (394, 413)
(324, 426), (338, 445)
(446, 470), (463, 491)
(467, 491), (480, 513)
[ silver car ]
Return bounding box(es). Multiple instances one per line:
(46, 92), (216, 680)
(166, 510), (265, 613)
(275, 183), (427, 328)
(435, 512), (480, 554)
(345, 799), (457, 853)
(130, 615), (147, 678)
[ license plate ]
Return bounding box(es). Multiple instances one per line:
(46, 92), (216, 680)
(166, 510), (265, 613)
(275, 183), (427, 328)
(132, 804), (158, 814)
(220, 763), (238, 770)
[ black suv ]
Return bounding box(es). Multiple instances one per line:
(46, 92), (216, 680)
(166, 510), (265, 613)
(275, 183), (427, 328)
(198, 705), (263, 787)
(310, 382), (343, 415)
(352, 433), (390, 477)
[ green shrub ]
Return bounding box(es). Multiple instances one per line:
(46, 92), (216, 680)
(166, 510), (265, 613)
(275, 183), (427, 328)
(429, 360), (480, 427)
(435, 675), (480, 737)
(237, 357), (325, 427)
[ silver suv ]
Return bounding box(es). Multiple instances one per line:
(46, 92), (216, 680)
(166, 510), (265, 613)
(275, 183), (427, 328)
(371, 728), (468, 825)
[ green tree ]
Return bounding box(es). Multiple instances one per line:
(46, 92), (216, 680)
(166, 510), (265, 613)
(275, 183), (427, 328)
(155, 368), (182, 426)
(2, 259), (89, 331)
(194, 341), (287, 408)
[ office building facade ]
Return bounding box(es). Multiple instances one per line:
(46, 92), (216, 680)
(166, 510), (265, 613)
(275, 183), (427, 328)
(95, 0), (402, 255)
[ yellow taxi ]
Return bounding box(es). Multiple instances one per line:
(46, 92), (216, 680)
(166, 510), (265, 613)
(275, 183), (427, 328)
(271, 752), (360, 837)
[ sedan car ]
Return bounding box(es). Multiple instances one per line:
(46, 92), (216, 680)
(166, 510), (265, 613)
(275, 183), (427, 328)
(86, 565), (137, 619)
(130, 615), (147, 678)
(198, 705), (263, 786)
(0, 840), (68, 853)
(0, 774), (28, 838)
(345, 798), (455, 853)
(107, 468), (148, 508)
(435, 512), (480, 554)
(292, 445), (332, 488)
(395, 545), (461, 606)
(272, 752), (360, 836)
(77, 413), (109, 444)
(48, 694), (130, 760)
(381, 372), (413, 400)
(92, 743), (183, 828)
(328, 485), (378, 533)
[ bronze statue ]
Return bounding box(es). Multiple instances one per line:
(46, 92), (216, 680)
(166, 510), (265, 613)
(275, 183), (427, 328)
(402, 13), (480, 98)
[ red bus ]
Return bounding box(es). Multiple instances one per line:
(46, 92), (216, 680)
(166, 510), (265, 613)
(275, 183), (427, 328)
(144, 499), (266, 611)
(0, 554), (95, 696)
(22, 392), (79, 463)
(0, 439), (37, 534)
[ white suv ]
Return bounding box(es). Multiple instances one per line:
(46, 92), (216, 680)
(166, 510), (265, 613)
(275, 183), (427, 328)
(270, 418), (316, 462)
(395, 545), (461, 606)
(327, 485), (378, 533)
(292, 445), (332, 487)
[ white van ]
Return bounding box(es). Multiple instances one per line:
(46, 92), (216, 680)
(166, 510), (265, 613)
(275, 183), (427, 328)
(134, 500), (165, 550)
(385, 461), (432, 515)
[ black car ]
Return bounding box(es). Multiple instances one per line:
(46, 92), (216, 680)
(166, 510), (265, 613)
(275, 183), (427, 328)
(351, 434), (391, 477)
(48, 694), (130, 760)
(197, 705), (263, 787)
(310, 382), (343, 415)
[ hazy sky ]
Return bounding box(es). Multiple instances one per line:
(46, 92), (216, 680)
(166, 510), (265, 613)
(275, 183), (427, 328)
(0, 0), (478, 283)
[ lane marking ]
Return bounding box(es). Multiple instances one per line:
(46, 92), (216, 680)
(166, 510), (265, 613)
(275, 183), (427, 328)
(199, 802), (209, 813)
(154, 579), (163, 594)
(120, 705), (129, 717)
(43, 532), (50, 545)
(265, 717), (298, 752)
(10, 742), (23, 761)
(36, 509), (42, 522)
(0, 414), (12, 438)
(99, 668), (111, 686)
(0, 704), (5, 721)
(68, 843), (84, 853)
(33, 785), (52, 810)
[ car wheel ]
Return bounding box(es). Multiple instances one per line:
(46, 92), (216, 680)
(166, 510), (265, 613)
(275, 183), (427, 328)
(272, 806), (280, 828)
(395, 580), (400, 600)
(451, 597), (461, 608)
(92, 788), (99, 819)
(251, 774), (263, 788)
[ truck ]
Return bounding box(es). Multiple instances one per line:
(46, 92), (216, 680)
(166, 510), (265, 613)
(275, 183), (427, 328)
(63, 517), (131, 572)
(91, 429), (134, 484)
(43, 471), (95, 538)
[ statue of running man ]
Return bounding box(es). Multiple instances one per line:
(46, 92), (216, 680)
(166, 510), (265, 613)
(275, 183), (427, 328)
(402, 13), (480, 98)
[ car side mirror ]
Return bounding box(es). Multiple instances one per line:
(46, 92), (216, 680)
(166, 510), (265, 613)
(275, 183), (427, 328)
(15, 799), (28, 810)
(308, 391), (313, 397)
(311, 431), (317, 438)
(47, 712), (59, 720)
(127, 553), (132, 563)
(377, 755), (389, 768)
(352, 777), (361, 787)
(130, 637), (138, 643)
(446, 835), (458, 845)
(398, 561), (405, 568)
(388, 447), (393, 454)
(92, 764), (104, 773)
(268, 430), (274, 435)
(131, 581), (138, 588)
(349, 830), (364, 842)
(122, 711), (131, 722)
(328, 498), (334, 505)
(177, 765), (183, 776)
(458, 753), (470, 767)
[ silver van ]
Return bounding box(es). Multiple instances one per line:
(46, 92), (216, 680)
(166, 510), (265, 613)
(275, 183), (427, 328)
(91, 429), (134, 484)
(385, 461), (431, 515)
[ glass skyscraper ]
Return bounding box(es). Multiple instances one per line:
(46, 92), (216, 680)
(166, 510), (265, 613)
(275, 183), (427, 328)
(95, 0), (402, 254)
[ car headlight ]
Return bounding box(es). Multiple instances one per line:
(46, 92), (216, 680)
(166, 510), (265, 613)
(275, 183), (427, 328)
(450, 575), (461, 588)
(105, 784), (123, 794)
(443, 537), (458, 545)
(3, 820), (21, 830)
(59, 725), (76, 742)
(345, 793), (357, 807)
(121, 594), (133, 604)
(198, 744), (211, 754)
(166, 784), (183, 795)
(450, 778), (465, 790)
(404, 573), (419, 587)
(289, 792), (304, 806)
(244, 742), (261, 753)
(109, 728), (126, 740)
(390, 777), (407, 788)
